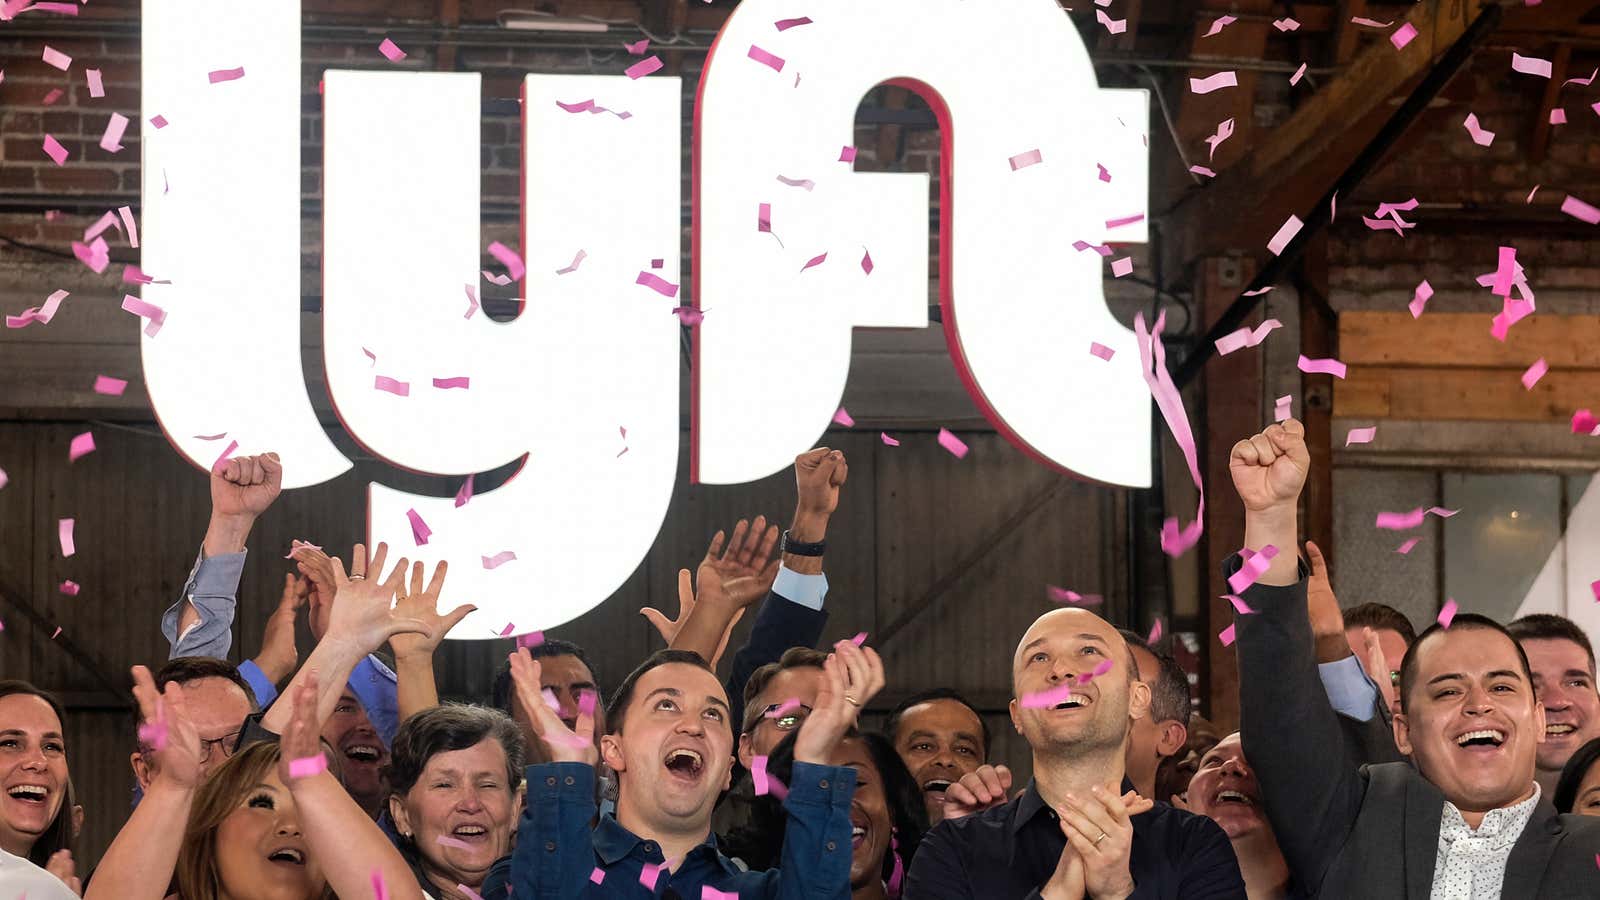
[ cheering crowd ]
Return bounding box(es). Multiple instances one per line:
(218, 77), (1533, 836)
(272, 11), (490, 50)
(4, 422), (1600, 899)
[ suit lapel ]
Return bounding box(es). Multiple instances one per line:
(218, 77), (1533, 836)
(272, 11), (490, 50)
(1403, 773), (1443, 900)
(1503, 796), (1562, 899)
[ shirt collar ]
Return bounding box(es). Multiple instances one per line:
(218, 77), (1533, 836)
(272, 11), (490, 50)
(1011, 776), (1140, 835)
(592, 814), (736, 874)
(1439, 782), (1541, 845)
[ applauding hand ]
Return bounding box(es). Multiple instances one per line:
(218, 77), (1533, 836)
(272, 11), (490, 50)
(322, 543), (430, 658)
(131, 665), (204, 790)
(793, 639), (884, 765)
(509, 647), (598, 766)
(943, 764), (1014, 819)
(389, 560), (475, 661)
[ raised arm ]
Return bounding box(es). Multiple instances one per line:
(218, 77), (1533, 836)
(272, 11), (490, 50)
(388, 560), (476, 720)
(647, 516), (780, 667)
(1228, 419), (1368, 890)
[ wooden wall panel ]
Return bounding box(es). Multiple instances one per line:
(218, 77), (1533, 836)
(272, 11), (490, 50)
(1337, 367), (1600, 422)
(1341, 311), (1600, 369)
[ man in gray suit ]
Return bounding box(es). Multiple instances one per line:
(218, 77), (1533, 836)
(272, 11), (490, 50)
(1226, 418), (1600, 898)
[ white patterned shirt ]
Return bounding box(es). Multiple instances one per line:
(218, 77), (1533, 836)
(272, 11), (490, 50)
(1430, 782), (1540, 900)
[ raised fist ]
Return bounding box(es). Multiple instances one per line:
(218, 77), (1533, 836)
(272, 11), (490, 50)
(1227, 419), (1309, 514)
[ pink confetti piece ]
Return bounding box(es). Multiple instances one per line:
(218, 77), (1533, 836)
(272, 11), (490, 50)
(455, 474), (474, 508)
(1189, 71), (1238, 94)
(85, 67), (104, 98)
(1009, 149), (1043, 171)
(1345, 426), (1377, 447)
(1219, 624), (1237, 646)
(1396, 538), (1421, 554)
(1202, 15), (1235, 36)
(456, 886), (485, 900)
(1390, 22), (1418, 49)
(1242, 286), (1275, 297)
(1096, 163), (1112, 182)
(432, 376), (470, 390)
(1565, 68), (1598, 87)
(1427, 507), (1458, 519)
(1072, 240), (1113, 257)
(747, 44), (785, 72)
(1077, 658), (1116, 685)
(636, 271), (679, 297)
(461, 283), (480, 319)
(1204, 118), (1234, 160)
(488, 241), (526, 281)
(839, 145), (857, 163)
(651, 259), (663, 269)
(1111, 257), (1133, 278)
(1147, 618), (1163, 645)
(832, 407), (854, 427)
(374, 376), (410, 396)
(751, 755), (787, 798)
(137, 715), (167, 751)
(378, 38), (406, 61)
(799, 252), (828, 273)
(765, 698), (803, 720)
(208, 67), (245, 84)
(1228, 545), (1279, 594)
(776, 175), (815, 191)
(671, 306), (704, 326)
(497, 622), (517, 638)
(1522, 358), (1548, 390)
(24, 2), (80, 14)
(1289, 63), (1309, 87)
(1274, 395), (1292, 423)
(757, 201), (773, 233)
(1267, 215), (1303, 256)
(1297, 355), (1347, 379)
(1350, 16), (1391, 28)
(1593, 582), (1600, 604)
(483, 271), (512, 286)
(210, 439), (239, 473)
(590, 868), (605, 885)
(861, 248), (874, 275)
(406, 508), (432, 545)
(372, 869), (389, 900)
(42, 134), (68, 166)
(1214, 319), (1282, 356)
(1223, 593), (1255, 615)
(1437, 598), (1458, 629)
(1512, 52), (1553, 78)
(68, 431), (95, 462)
(1361, 216), (1410, 235)
(1096, 9), (1126, 34)
(1463, 113), (1495, 147)
(98, 112), (129, 152)
(1550, 108), (1567, 125)
(42, 87), (63, 105)
(1190, 165), (1217, 178)
(850, 632), (868, 646)
(1409, 280), (1433, 318)
(1089, 342), (1115, 361)
(1490, 246), (1518, 297)
(194, 432), (228, 441)
(624, 39), (649, 55)
(93, 375), (127, 396)
(517, 631), (545, 649)
(1574, 409), (1599, 435)
(150, 114), (168, 129)
(1274, 17), (1300, 31)
(1135, 312), (1205, 558)
(540, 687), (561, 710)
(482, 550), (517, 570)
(116, 205), (139, 248)
(5, 289), (68, 329)
(287, 754), (328, 779)
(73, 239), (109, 274)
(880, 433), (899, 447)
(579, 688), (598, 717)
(284, 539), (322, 559)
(937, 428), (969, 459)
(434, 835), (473, 852)
(774, 15), (813, 30)
(1019, 682), (1077, 709)
(58, 518), (75, 557)
(41, 45), (70, 70)
(1376, 508), (1426, 530)
(555, 249), (587, 274)
(1047, 586), (1103, 606)
(1560, 194), (1600, 224)
(1106, 213), (1145, 230)
(59, 580), (79, 596)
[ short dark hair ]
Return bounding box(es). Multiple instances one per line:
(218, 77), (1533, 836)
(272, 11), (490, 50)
(1507, 614), (1597, 676)
(1554, 736), (1600, 814)
(154, 657), (260, 711)
(1343, 603), (1419, 646)
(1118, 629), (1192, 727)
(884, 688), (991, 757)
(491, 638), (600, 714)
(741, 647), (829, 733)
(0, 681), (74, 866)
(1399, 613), (1534, 713)
(385, 703), (525, 799)
(605, 649), (730, 737)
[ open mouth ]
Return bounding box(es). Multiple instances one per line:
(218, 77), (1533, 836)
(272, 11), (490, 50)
(451, 824), (488, 843)
(343, 744), (382, 764)
(1052, 694), (1089, 711)
(1546, 723), (1578, 737)
(6, 785), (48, 804)
(850, 824), (867, 849)
(1455, 729), (1506, 750)
(922, 778), (952, 798)
(664, 748), (704, 781)
(266, 847), (306, 866)
(1213, 789), (1253, 807)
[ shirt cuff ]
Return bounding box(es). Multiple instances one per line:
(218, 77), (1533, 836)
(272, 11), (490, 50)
(237, 660), (279, 709)
(783, 761), (856, 809)
(772, 565), (828, 611)
(1318, 653), (1381, 722)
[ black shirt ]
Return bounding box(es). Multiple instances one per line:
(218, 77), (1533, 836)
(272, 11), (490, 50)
(904, 780), (1245, 899)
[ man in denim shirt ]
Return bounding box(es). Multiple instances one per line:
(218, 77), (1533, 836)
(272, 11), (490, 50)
(486, 638), (885, 898)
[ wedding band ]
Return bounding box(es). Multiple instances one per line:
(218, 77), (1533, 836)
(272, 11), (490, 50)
(1094, 832), (1109, 846)
(350, 574), (366, 581)
(844, 695), (861, 707)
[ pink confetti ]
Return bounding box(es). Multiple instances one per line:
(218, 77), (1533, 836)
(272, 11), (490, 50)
(757, 202), (773, 233)
(1097, 163), (1112, 182)
(487, 241), (526, 281)
(1565, 68), (1598, 87)
(1147, 619), (1163, 644)
(377, 38), (406, 61)
(850, 631), (868, 646)
(150, 114), (168, 129)
(1190, 165), (1217, 178)
(579, 688), (597, 717)
(1274, 17), (1300, 31)
(1396, 538), (1422, 555)
(372, 870), (389, 900)
(1274, 395), (1292, 423)
(1072, 240), (1113, 257)
(1111, 257), (1133, 278)
(861, 248), (874, 275)
(1391, 22), (1418, 49)
(85, 68), (103, 97)
(880, 433), (900, 447)
(42, 134), (68, 166)
(462, 284), (480, 319)
(1219, 624), (1237, 646)
(1560, 195), (1600, 224)
(1204, 118), (1234, 160)
(374, 376), (410, 396)
(839, 146), (857, 163)
(287, 754), (328, 779)
(1243, 286), (1274, 297)
(799, 252), (828, 273)
(93, 375), (127, 396)
(1214, 319), (1282, 356)
(636, 271), (679, 297)
(1223, 593), (1254, 615)
(1290, 62), (1308, 86)
(23, 2), (80, 14)
(1047, 586), (1103, 606)
(1522, 358), (1548, 390)
(555, 249), (587, 274)
(482, 551), (517, 570)
(435, 835), (471, 850)
(1267, 215), (1303, 256)
(210, 439), (239, 473)
(208, 67), (245, 84)
(776, 175), (815, 191)
(432, 376), (470, 390)
(751, 755), (786, 798)
(42, 87), (63, 105)
(747, 45), (785, 72)
(1376, 508), (1426, 530)
(832, 407), (854, 427)
(1019, 682), (1077, 709)
(624, 39), (649, 55)
(1189, 71), (1238, 94)
(137, 715), (166, 751)
(1106, 213), (1145, 230)
(123, 265), (166, 285)
(59, 580), (79, 596)
(590, 868), (605, 885)
(406, 508), (432, 545)
(672, 307), (704, 326)
(1551, 108), (1568, 125)
(284, 539), (322, 559)
(41, 45), (70, 70)
(1137, 312), (1205, 558)
(1350, 16), (1391, 28)
(1409, 280), (1433, 318)
(1202, 15), (1235, 36)
(1593, 582), (1600, 604)
(517, 631), (545, 649)
(1297, 355), (1347, 379)
(194, 432), (228, 441)
(1009, 149), (1043, 171)
(99, 112), (129, 152)
(1438, 598), (1459, 629)
(74, 239), (109, 274)
(1077, 658), (1115, 685)
(1574, 410), (1599, 435)
(68, 431), (95, 462)
(1344, 426), (1377, 447)
(117, 206), (139, 248)
(1428, 506), (1458, 519)
(1490, 246), (1518, 297)
(1096, 9), (1126, 34)
(1512, 52), (1553, 78)
(362, 347), (377, 367)
(937, 428), (969, 459)
(6, 289), (68, 329)
(455, 475), (474, 508)
(774, 15), (812, 30)
(1463, 113), (1495, 147)
(1089, 342), (1115, 361)
(58, 518), (75, 557)
(1228, 545), (1279, 594)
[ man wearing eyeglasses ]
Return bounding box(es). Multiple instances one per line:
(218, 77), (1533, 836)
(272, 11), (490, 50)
(128, 656), (257, 796)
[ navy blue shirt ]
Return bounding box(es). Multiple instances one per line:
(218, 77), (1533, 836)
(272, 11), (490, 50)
(487, 761), (856, 898)
(904, 781), (1245, 899)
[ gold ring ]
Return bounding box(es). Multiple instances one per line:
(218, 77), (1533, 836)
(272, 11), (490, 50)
(1094, 831), (1109, 846)
(350, 574), (366, 580)
(844, 695), (861, 707)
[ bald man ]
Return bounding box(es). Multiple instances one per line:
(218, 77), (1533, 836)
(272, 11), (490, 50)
(905, 608), (1243, 899)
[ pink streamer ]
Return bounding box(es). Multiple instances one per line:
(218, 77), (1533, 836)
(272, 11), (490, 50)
(6, 289), (68, 329)
(1106, 213), (1145, 230)
(1396, 538), (1421, 555)
(1512, 52), (1554, 78)
(1223, 593), (1255, 615)
(800, 252), (828, 273)
(120, 294), (167, 337)
(1189, 71), (1237, 94)
(487, 241), (526, 281)
(777, 175), (815, 191)
(1135, 312), (1204, 557)
(1214, 319), (1282, 356)
(463, 284), (479, 319)
(774, 16), (812, 30)
(1227, 545), (1278, 594)
(210, 440), (239, 473)
(1297, 355), (1347, 379)
(118, 206), (139, 248)
(455, 475), (474, 508)
(556, 249), (587, 275)
(880, 433), (900, 447)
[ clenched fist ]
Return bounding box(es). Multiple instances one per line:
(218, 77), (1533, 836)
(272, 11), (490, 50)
(1228, 419), (1309, 514)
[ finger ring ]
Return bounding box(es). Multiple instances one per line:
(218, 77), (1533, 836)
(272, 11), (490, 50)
(350, 574), (366, 581)
(1093, 831), (1109, 846)
(844, 695), (861, 707)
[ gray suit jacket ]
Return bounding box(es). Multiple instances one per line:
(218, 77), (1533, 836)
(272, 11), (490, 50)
(1230, 562), (1600, 898)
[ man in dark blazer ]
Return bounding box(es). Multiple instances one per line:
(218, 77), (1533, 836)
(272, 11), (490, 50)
(1228, 418), (1600, 898)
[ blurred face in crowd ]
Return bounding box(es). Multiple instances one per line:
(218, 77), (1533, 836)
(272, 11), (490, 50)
(213, 769), (325, 899)
(1187, 733), (1274, 842)
(1519, 637), (1600, 776)
(739, 664), (826, 767)
(892, 698), (984, 825)
(390, 738), (518, 893)
(132, 675), (253, 789)
(0, 693), (68, 858)
(602, 663), (735, 831)
(1347, 626), (1408, 714)
(323, 690), (387, 818)
(1125, 644), (1187, 796)
(833, 736), (893, 893)
(1568, 757), (1600, 817)
(1009, 609), (1150, 760)
(1394, 626), (1543, 819)
(513, 654), (605, 765)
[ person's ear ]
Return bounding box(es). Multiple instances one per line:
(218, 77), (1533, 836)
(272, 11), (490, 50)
(1392, 712), (1412, 756)
(388, 795), (413, 839)
(723, 756), (734, 792)
(1009, 698), (1022, 735)
(1156, 721), (1188, 758)
(71, 804), (84, 838)
(129, 752), (152, 790)
(1128, 679), (1153, 722)
(600, 734), (626, 772)
(1534, 701), (1547, 745)
(737, 732), (754, 770)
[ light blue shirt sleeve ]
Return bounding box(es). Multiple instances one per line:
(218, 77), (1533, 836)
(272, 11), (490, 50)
(771, 564), (828, 611)
(349, 655), (400, 748)
(1318, 654), (1382, 722)
(160, 549), (248, 660)
(237, 659), (279, 709)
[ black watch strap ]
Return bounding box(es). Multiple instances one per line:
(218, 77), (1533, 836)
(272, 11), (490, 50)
(781, 529), (826, 557)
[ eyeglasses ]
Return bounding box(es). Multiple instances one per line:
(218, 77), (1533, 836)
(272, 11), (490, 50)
(755, 703), (813, 733)
(198, 729), (243, 763)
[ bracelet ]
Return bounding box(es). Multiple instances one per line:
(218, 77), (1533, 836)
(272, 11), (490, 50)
(781, 529), (826, 557)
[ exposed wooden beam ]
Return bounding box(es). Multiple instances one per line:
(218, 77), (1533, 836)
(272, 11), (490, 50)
(1341, 311), (1600, 368)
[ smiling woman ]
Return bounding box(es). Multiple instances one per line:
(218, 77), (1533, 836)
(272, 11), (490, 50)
(0, 681), (77, 899)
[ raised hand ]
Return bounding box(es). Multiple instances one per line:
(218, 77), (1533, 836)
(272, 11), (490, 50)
(794, 447), (848, 519)
(641, 518), (779, 667)
(254, 572), (307, 684)
(793, 639), (884, 764)
(131, 664), (203, 789)
(1361, 626), (1401, 713)
(1227, 419), (1309, 514)
(278, 672), (327, 786)
(943, 764), (1013, 819)
(1304, 540), (1353, 663)
(389, 560), (475, 661)
(203, 452), (283, 555)
(46, 849), (82, 896)
(323, 543), (430, 657)
(291, 545), (338, 641)
(1053, 787), (1153, 900)
(509, 647), (597, 765)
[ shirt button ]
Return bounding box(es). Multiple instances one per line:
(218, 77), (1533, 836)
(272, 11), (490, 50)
(546, 776), (557, 786)
(565, 776), (575, 786)
(819, 779), (829, 789)
(544, 841), (555, 852)
(644, 842), (656, 853)
(826, 841), (836, 851)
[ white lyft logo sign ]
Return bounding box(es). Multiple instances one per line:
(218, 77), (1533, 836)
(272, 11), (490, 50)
(138, 0), (1151, 637)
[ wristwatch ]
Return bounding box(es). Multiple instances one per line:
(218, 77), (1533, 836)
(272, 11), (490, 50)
(781, 529), (826, 557)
